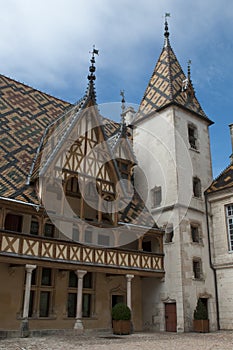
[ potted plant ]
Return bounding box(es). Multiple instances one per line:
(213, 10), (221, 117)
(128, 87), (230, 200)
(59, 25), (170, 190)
(193, 299), (209, 332)
(111, 303), (131, 335)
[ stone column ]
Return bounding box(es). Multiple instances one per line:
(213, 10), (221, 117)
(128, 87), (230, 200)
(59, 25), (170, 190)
(21, 264), (37, 337)
(126, 274), (134, 310)
(74, 270), (87, 331)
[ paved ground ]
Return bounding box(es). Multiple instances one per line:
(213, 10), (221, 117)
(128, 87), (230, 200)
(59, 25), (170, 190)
(0, 331), (233, 350)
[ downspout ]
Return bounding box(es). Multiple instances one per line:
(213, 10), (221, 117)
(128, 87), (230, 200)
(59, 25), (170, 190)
(204, 192), (220, 330)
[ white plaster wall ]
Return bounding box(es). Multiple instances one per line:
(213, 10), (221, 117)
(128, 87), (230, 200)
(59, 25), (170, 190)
(208, 190), (233, 329)
(134, 105), (217, 332)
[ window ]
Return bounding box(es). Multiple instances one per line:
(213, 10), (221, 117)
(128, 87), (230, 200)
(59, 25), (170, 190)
(85, 228), (93, 244)
(44, 222), (55, 238)
(226, 205), (233, 251)
(193, 259), (202, 279)
(23, 267), (54, 318)
(67, 272), (94, 318)
(165, 224), (174, 243)
(66, 177), (81, 197)
(98, 234), (110, 246)
(188, 124), (198, 150)
(4, 213), (22, 232)
(151, 186), (162, 208)
(193, 177), (202, 198)
(191, 224), (201, 243)
(30, 217), (39, 235)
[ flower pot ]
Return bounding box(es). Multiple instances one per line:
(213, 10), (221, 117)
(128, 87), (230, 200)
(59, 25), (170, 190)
(112, 320), (131, 335)
(193, 319), (209, 333)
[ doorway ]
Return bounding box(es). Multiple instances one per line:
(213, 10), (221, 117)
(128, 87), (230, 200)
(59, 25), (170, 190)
(112, 294), (124, 308)
(165, 303), (177, 332)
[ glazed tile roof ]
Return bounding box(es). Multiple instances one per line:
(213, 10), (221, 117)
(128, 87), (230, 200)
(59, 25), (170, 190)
(206, 163), (233, 194)
(135, 27), (213, 125)
(0, 74), (71, 204)
(0, 74), (157, 229)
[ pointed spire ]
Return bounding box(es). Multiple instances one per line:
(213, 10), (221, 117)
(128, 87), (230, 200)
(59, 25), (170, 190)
(164, 13), (171, 47)
(136, 16), (212, 124)
(120, 90), (127, 136)
(86, 45), (99, 102)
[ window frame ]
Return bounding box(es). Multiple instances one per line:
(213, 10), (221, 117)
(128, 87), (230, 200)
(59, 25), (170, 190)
(67, 271), (94, 318)
(193, 177), (202, 198)
(193, 258), (203, 280)
(188, 123), (198, 150)
(23, 267), (54, 319)
(226, 204), (233, 251)
(151, 186), (162, 209)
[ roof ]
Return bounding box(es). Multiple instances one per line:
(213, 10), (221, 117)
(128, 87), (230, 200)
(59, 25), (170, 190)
(135, 22), (213, 125)
(0, 74), (71, 204)
(0, 74), (157, 229)
(206, 163), (233, 194)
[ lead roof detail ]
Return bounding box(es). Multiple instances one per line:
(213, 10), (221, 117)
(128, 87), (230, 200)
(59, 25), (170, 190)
(135, 20), (213, 125)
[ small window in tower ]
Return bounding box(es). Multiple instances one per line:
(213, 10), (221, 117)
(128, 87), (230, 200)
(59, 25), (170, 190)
(188, 124), (198, 150)
(193, 259), (202, 279)
(193, 177), (202, 198)
(191, 224), (201, 243)
(165, 224), (174, 243)
(66, 176), (81, 197)
(151, 186), (162, 208)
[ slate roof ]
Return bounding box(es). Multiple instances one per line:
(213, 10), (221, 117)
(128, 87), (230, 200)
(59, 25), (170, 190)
(135, 22), (213, 125)
(206, 163), (233, 194)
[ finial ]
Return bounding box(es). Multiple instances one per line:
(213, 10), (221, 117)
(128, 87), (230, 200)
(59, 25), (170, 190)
(187, 59), (192, 80)
(88, 45), (99, 82)
(120, 90), (127, 135)
(164, 13), (171, 46)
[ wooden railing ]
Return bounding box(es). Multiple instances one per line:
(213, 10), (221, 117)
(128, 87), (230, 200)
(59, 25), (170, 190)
(0, 230), (164, 274)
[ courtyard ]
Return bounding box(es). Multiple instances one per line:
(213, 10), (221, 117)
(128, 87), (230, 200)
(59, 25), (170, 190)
(0, 331), (233, 350)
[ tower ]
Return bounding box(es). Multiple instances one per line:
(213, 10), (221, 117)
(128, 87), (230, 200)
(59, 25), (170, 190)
(132, 18), (217, 332)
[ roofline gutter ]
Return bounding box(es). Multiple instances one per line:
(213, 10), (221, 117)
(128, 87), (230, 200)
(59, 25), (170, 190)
(0, 196), (42, 210)
(204, 192), (220, 330)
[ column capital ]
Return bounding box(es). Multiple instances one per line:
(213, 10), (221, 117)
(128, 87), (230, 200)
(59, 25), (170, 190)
(126, 274), (134, 281)
(75, 270), (87, 279)
(25, 264), (37, 273)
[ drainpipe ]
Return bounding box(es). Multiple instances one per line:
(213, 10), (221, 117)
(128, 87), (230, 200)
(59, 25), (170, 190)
(204, 193), (220, 330)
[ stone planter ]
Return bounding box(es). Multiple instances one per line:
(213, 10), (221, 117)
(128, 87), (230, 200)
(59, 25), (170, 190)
(112, 320), (131, 335)
(193, 319), (209, 333)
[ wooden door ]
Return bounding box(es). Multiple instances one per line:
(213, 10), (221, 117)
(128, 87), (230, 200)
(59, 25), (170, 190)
(165, 303), (177, 332)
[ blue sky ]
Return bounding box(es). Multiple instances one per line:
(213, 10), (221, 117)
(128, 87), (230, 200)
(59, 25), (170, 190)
(0, 0), (233, 178)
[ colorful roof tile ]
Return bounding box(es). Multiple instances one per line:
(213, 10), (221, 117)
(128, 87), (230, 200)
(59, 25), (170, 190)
(135, 21), (213, 125)
(206, 163), (233, 194)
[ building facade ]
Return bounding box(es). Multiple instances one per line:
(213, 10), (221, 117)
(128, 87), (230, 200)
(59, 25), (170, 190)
(206, 126), (233, 329)
(0, 19), (224, 337)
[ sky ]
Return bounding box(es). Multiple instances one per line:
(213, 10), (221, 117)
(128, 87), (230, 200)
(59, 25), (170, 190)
(0, 0), (233, 178)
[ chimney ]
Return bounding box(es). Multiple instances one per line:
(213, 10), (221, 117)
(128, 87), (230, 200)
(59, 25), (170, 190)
(229, 124), (233, 162)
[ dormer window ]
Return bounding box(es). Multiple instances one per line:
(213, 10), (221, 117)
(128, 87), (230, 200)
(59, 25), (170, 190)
(66, 176), (81, 197)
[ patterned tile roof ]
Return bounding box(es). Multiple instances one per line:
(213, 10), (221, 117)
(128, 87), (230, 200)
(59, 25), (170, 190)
(0, 74), (156, 229)
(0, 74), (71, 204)
(206, 163), (233, 194)
(135, 27), (213, 125)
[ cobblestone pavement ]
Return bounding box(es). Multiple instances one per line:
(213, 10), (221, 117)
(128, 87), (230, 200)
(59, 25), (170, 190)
(0, 331), (233, 350)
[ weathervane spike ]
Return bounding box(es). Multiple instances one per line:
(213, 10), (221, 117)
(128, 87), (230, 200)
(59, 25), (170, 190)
(164, 13), (171, 46)
(120, 90), (126, 134)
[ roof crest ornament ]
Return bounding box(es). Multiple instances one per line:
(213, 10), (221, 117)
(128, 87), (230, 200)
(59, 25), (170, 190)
(86, 45), (99, 101)
(120, 90), (127, 136)
(164, 13), (171, 47)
